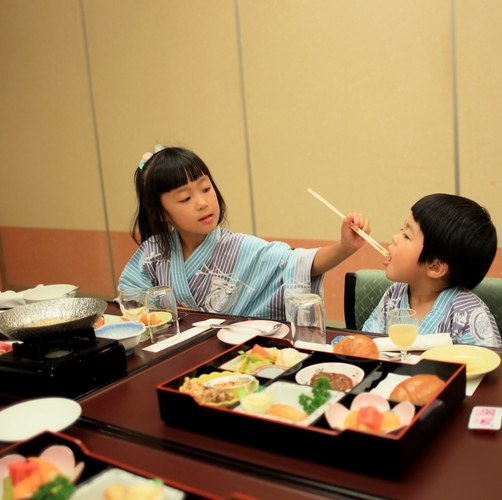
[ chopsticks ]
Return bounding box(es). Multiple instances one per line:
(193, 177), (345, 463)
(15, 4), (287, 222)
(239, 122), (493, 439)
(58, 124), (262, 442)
(307, 188), (390, 258)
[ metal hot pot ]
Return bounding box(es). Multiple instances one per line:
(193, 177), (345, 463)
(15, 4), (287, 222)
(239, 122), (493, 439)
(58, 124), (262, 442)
(0, 297), (107, 343)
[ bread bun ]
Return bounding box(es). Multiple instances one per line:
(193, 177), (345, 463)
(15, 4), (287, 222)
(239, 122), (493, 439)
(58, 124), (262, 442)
(389, 374), (444, 405)
(333, 334), (379, 360)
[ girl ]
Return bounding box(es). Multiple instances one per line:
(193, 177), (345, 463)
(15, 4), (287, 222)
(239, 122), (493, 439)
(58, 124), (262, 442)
(363, 194), (502, 347)
(119, 145), (370, 321)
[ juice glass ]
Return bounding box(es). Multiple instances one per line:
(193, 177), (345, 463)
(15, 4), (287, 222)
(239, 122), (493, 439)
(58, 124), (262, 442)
(387, 308), (418, 362)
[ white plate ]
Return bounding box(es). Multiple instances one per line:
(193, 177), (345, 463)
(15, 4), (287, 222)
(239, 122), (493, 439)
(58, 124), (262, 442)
(72, 468), (184, 500)
(0, 398), (81, 442)
(216, 320), (289, 345)
(420, 345), (501, 379)
(234, 381), (344, 426)
(295, 362), (365, 388)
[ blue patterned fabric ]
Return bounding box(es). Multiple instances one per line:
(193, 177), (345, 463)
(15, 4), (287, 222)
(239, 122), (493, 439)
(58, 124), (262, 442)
(119, 227), (323, 321)
(363, 282), (502, 348)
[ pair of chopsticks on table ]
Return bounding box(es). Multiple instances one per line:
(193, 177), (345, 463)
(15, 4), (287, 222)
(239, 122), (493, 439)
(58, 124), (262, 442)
(307, 188), (390, 258)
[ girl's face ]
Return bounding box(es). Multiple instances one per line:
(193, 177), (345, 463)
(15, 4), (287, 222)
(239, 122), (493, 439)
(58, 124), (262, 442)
(160, 175), (220, 242)
(385, 214), (425, 284)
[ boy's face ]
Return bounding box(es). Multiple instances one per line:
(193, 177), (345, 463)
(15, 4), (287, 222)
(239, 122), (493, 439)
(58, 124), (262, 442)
(385, 214), (425, 283)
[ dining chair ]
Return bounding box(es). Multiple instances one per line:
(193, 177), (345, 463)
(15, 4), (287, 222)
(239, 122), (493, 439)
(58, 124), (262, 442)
(344, 270), (393, 330)
(344, 270), (502, 333)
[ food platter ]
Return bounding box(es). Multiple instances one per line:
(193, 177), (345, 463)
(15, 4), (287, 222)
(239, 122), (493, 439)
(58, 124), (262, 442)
(0, 398), (81, 442)
(420, 344), (501, 379)
(216, 320), (289, 345)
(157, 336), (467, 479)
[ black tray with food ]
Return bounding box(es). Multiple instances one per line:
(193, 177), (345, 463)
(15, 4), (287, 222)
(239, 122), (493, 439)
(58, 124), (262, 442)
(0, 431), (212, 499)
(156, 336), (466, 479)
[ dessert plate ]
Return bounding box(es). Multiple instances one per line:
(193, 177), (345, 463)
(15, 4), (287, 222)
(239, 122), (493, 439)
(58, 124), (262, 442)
(0, 397), (81, 442)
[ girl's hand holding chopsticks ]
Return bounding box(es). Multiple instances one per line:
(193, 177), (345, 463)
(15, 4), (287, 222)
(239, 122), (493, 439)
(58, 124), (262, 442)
(340, 212), (372, 252)
(310, 212), (371, 276)
(307, 188), (390, 258)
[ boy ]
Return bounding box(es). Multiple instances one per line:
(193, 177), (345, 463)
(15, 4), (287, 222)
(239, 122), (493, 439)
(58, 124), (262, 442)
(363, 193), (502, 348)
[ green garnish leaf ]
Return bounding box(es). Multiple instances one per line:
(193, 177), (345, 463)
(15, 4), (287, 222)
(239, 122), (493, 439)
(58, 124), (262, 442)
(32, 476), (75, 500)
(299, 376), (331, 415)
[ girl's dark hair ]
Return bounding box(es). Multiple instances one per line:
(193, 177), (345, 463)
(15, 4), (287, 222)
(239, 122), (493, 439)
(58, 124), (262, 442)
(131, 147), (227, 258)
(412, 193), (497, 289)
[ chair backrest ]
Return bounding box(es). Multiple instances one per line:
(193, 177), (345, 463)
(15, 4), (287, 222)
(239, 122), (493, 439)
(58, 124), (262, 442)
(344, 270), (392, 330)
(344, 270), (502, 333)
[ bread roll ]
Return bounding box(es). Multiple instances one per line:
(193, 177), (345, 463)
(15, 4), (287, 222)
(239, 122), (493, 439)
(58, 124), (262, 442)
(333, 334), (380, 360)
(389, 374), (444, 405)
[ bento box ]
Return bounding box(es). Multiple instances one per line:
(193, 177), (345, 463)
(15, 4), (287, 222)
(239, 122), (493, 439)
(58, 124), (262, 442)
(0, 431), (212, 499)
(156, 337), (466, 479)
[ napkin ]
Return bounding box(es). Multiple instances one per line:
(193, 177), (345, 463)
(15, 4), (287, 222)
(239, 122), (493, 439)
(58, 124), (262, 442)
(370, 373), (411, 399)
(373, 333), (452, 352)
(0, 285), (44, 309)
(294, 341), (331, 352)
(142, 318), (226, 353)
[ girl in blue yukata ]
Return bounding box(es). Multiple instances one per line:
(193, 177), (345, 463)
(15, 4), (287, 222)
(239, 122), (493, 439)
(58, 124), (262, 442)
(363, 194), (502, 348)
(118, 145), (370, 321)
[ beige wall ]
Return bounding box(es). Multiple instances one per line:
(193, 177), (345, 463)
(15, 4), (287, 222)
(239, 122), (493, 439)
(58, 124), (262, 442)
(1, 0), (501, 323)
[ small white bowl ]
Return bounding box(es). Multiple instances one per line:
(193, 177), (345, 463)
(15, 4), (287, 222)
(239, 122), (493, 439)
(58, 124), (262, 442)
(23, 285), (78, 304)
(95, 322), (145, 355)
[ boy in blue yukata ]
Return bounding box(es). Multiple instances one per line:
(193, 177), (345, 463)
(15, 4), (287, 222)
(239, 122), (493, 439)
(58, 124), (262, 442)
(363, 194), (502, 348)
(119, 145), (370, 321)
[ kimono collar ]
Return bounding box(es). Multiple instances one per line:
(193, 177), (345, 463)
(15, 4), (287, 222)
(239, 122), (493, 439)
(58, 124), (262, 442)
(402, 285), (462, 334)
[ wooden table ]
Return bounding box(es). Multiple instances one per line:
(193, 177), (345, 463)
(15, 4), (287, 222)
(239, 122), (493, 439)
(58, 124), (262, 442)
(63, 308), (502, 500)
(2, 306), (502, 499)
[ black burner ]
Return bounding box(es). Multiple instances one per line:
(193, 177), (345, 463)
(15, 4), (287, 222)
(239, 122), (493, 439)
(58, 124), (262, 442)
(0, 327), (127, 399)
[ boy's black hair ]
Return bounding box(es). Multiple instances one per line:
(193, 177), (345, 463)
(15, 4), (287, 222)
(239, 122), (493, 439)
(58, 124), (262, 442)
(411, 193), (497, 289)
(131, 147), (227, 259)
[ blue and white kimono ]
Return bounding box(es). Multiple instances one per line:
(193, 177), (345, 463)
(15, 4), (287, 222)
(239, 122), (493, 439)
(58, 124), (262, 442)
(118, 227), (323, 321)
(363, 282), (502, 348)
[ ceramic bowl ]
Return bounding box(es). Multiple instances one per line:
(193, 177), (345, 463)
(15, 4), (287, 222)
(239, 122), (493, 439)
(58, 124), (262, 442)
(95, 322), (145, 355)
(23, 284), (78, 304)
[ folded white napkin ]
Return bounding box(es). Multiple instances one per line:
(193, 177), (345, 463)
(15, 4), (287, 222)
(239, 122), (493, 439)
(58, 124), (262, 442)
(0, 285), (44, 309)
(370, 373), (411, 399)
(294, 340), (331, 352)
(142, 318), (226, 353)
(373, 333), (452, 352)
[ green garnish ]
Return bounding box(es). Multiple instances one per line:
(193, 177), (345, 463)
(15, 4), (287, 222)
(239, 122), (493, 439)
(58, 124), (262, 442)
(237, 350), (273, 373)
(32, 476), (75, 500)
(299, 376), (331, 415)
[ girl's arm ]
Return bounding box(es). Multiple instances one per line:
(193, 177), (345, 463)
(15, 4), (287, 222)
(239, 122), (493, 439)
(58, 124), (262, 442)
(118, 247), (154, 292)
(310, 212), (370, 276)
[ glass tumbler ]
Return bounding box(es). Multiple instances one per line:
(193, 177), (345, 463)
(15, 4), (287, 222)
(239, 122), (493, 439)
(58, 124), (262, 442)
(144, 286), (180, 344)
(291, 293), (326, 347)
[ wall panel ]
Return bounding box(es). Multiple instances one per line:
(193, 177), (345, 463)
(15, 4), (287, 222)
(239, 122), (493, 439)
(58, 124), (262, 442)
(455, 0), (502, 233)
(1, 0), (501, 322)
(82, 0), (252, 235)
(239, 0), (455, 243)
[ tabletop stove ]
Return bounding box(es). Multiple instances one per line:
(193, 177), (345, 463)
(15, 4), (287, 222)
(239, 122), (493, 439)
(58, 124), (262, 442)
(0, 327), (127, 399)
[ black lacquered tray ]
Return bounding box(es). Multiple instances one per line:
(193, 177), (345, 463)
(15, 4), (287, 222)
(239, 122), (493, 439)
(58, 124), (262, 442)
(157, 337), (466, 479)
(0, 431), (212, 499)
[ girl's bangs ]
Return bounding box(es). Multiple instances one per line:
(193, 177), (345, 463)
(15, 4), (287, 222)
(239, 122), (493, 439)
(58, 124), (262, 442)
(154, 161), (207, 193)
